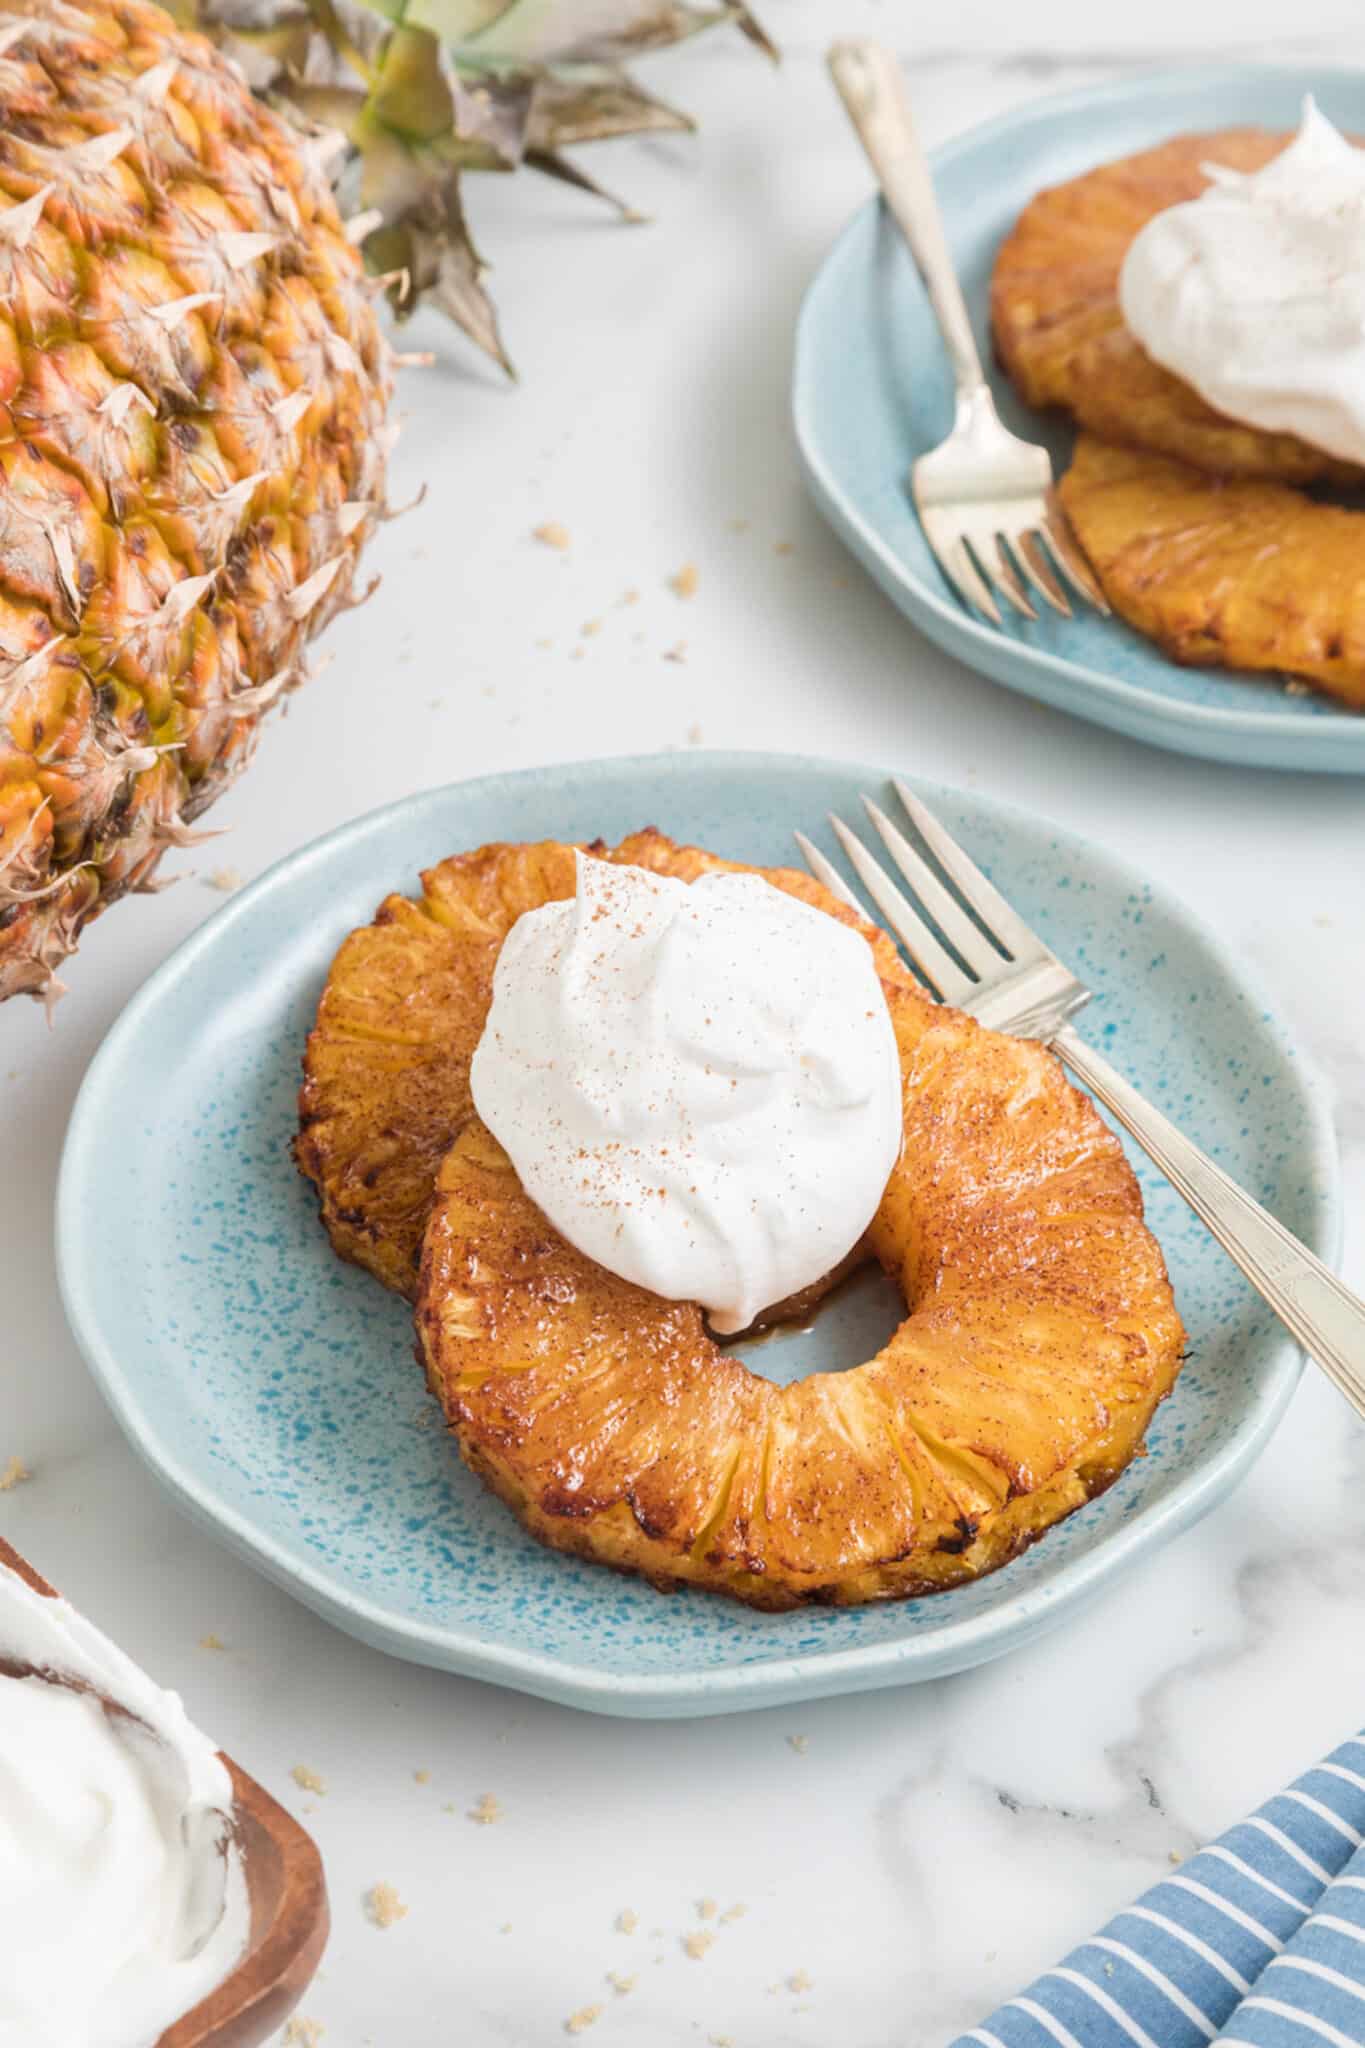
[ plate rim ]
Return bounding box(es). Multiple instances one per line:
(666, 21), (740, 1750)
(793, 61), (1365, 772)
(56, 750), (1343, 1715)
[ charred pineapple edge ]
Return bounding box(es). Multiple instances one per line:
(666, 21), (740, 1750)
(420, 1384), (1176, 1611)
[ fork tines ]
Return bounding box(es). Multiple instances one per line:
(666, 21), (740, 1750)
(797, 780), (1089, 1040)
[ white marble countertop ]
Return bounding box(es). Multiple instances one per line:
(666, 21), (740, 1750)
(4, 4), (1365, 2043)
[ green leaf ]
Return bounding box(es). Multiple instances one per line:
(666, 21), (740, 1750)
(368, 22), (455, 141)
(361, 0), (513, 28)
(370, 180), (514, 373)
(450, 71), (534, 167)
(178, 0), (774, 357)
(524, 70), (693, 149)
(523, 147), (645, 220)
(405, 0), (739, 67)
(274, 78), (372, 144)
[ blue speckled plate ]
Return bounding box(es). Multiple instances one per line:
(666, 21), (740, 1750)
(794, 66), (1365, 773)
(57, 755), (1339, 1716)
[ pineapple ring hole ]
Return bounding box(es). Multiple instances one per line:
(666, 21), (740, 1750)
(719, 1261), (905, 1388)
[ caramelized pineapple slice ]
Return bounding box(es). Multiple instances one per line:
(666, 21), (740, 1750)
(992, 129), (1365, 486)
(297, 832), (907, 1299)
(418, 956), (1184, 1609)
(296, 840), (578, 1296)
(1060, 435), (1365, 709)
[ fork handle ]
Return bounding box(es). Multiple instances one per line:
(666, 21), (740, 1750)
(828, 39), (988, 402)
(1052, 1023), (1365, 1421)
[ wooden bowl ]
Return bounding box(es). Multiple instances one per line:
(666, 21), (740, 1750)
(0, 1537), (329, 2048)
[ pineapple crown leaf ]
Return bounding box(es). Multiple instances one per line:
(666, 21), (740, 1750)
(184, 0), (772, 368)
(367, 0), (763, 69)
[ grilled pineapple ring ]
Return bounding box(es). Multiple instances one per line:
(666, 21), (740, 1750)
(416, 851), (1186, 1611)
(297, 832), (898, 1301)
(992, 128), (1365, 487)
(1059, 436), (1365, 710)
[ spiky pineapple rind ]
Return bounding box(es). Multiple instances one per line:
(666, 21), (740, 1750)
(0, 0), (392, 1006)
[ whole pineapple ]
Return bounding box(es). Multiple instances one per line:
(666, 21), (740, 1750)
(0, 0), (390, 1007)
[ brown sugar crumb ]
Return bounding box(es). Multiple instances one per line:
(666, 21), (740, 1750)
(533, 521), (571, 551)
(727, 517), (749, 533)
(198, 1633), (226, 1652)
(570, 646), (586, 662)
(283, 2021), (325, 2046)
(669, 561), (699, 599)
(607, 1972), (636, 1995)
(619, 588), (640, 607)
(616, 1908), (638, 1934)
(413, 1769), (431, 1785)
(719, 1903), (747, 1925)
(683, 1930), (716, 1960)
(0, 1456), (30, 1491)
(1169, 1849), (1184, 1866)
(565, 2005), (603, 2035)
(663, 641), (687, 664)
(205, 866), (243, 892)
(775, 540), (795, 556)
(470, 1792), (503, 1825)
(291, 1764), (327, 1796)
(786, 1734), (809, 1755)
(581, 619), (603, 638)
(698, 1898), (718, 1920)
(788, 1970), (813, 1993)
(710, 2036), (734, 2046)
(365, 1881), (407, 1929)
(686, 723), (704, 746)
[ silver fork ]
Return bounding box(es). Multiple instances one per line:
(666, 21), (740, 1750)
(796, 784), (1365, 1422)
(827, 38), (1109, 627)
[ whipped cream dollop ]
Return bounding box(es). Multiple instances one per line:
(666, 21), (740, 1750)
(470, 854), (903, 1334)
(1119, 99), (1365, 464)
(0, 1563), (248, 2048)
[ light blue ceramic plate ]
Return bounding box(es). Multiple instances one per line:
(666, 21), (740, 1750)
(57, 755), (1339, 1716)
(794, 67), (1365, 774)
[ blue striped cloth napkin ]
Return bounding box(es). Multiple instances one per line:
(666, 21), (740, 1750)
(950, 1730), (1365, 2048)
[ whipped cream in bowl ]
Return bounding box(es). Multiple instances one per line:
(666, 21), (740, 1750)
(1119, 98), (1365, 463)
(470, 853), (904, 1336)
(0, 1559), (249, 2048)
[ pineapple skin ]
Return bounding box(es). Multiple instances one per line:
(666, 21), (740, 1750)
(0, 0), (390, 1006)
(992, 128), (1364, 487)
(412, 840), (1186, 1611)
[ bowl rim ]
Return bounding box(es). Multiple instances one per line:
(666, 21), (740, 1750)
(0, 1537), (328, 2045)
(792, 61), (1365, 769)
(55, 751), (1343, 1713)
